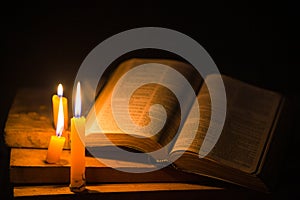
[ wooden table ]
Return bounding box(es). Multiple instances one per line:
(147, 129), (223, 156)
(4, 88), (271, 199)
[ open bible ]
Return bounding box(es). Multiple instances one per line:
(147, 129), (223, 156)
(84, 58), (291, 193)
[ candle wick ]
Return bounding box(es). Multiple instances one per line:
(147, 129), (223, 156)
(56, 127), (63, 137)
(75, 114), (81, 118)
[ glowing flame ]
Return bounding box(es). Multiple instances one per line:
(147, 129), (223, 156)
(75, 82), (81, 118)
(56, 97), (64, 137)
(57, 84), (63, 97)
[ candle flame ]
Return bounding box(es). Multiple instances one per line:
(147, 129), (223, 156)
(56, 97), (64, 137)
(57, 84), (63, 97)
(75, 82), (81, 118)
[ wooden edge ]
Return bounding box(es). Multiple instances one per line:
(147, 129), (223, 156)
(14, 183), (223, 197)
(10, 148), (216, 184)
(13, 183), (271, 200)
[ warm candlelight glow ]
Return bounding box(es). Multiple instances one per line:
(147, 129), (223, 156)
(52, 83), (69, 129)
(75, 82), (81, 118)
(57, 83), (63, 97)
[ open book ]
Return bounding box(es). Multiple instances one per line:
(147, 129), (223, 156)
(84, 58), (290, 192)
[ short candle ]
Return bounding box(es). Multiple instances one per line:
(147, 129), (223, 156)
(46, 96), (65, 163)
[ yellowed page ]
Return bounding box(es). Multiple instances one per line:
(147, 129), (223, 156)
(85, 58), (202, 151)
(171, 74), (282, 173)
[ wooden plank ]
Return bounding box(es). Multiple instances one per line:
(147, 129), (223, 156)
(10, 148), (211, 184)
(14, 183), (222, 196)
(13, 183), (223, 200)
(4, 88), (71, 149)
(13, 183), (269, 200)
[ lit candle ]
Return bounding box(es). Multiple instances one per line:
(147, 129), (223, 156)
(52, 83), (69, 129)
(70, 82), (86, 192)
(46, 96), (66, 163)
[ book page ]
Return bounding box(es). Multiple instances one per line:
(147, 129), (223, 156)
(85, 58), (202, 151)
(171, 74), (282, 173)
(170, 78), (212, 156)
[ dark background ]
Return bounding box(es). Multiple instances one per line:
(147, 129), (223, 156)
(0, 1), (299, 199)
